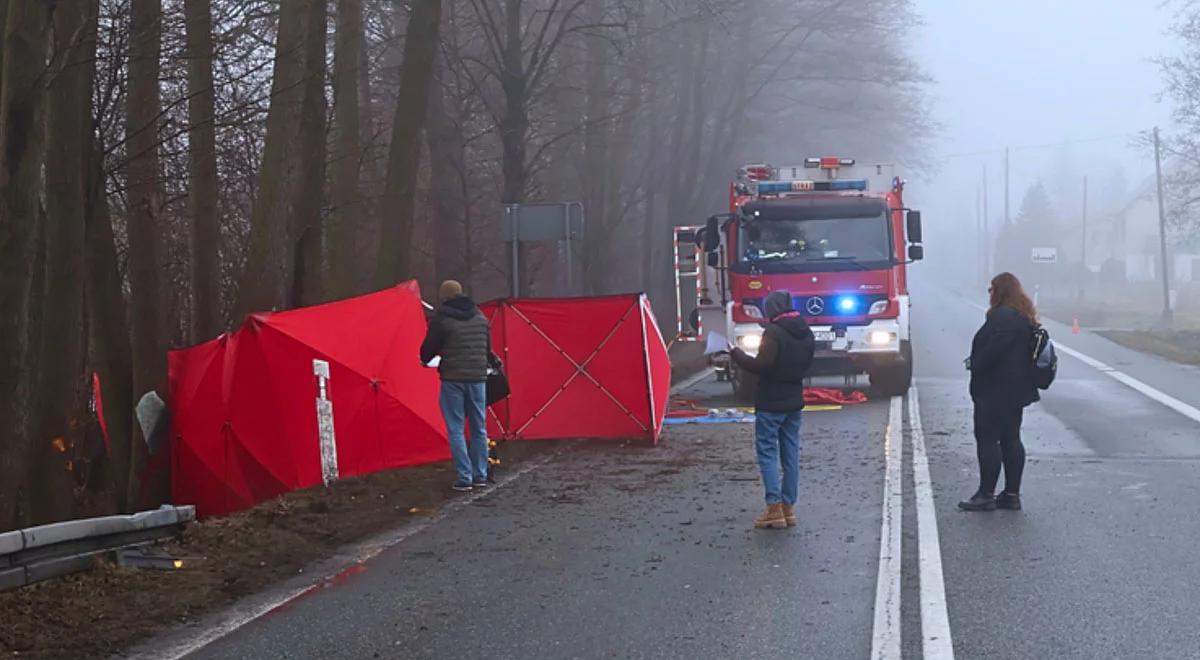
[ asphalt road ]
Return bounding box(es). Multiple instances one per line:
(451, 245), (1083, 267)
(145, 282), (1200, 660)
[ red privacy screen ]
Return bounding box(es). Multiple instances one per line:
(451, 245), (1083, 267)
(482, 294), (670, 444)
(169, 283), (446, 517)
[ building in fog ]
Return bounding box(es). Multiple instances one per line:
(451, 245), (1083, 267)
(1077, 176), (1198, 285)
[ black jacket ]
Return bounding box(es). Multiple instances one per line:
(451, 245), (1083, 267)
(731, 293), (816, 413)
(969, 305), (1039, 409)
(420, 296), (491, 383)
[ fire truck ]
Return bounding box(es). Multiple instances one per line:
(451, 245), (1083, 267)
(687, 157), (924, 399)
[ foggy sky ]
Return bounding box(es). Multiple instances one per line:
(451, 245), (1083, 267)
(910, 0), (1175, 242)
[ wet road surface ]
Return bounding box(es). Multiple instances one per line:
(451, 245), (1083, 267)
(149, 282), (1200, 660)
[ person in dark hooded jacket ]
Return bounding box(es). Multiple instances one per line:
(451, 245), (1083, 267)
(421, 280), (492, 491)
(960, 272), (1040, 512)
(731, 290), (816, 529)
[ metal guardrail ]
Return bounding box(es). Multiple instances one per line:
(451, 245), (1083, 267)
(0, 505), (195, 592)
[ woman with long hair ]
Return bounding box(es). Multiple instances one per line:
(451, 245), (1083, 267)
(960, 272), (1041, 512)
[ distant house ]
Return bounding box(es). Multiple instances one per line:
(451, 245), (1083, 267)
(1073, 176), (1198, 284)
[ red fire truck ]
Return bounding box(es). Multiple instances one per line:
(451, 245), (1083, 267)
(692, 158), (924, 399)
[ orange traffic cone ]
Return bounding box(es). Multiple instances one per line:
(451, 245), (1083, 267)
(1072, 318), (1081, 335)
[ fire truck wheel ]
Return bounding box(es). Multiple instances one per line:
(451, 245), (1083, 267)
(869, 341), (914, 396)
(731, 365), (758, 402)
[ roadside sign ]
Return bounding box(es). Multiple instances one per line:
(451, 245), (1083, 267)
(1031, 247), (1058, 264)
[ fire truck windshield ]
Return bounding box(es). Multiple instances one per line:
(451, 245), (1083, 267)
(736, 213), (892, 273)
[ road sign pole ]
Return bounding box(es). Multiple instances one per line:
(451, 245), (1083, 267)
(563, 203), (573, 295)
(508, 205), (520, 298)
(1080, 175), (1088, 301)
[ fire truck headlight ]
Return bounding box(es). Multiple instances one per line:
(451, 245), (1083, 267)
(737, 334), (762, 352)
(868, 300), (888, 315)
(867, 331), (895, 347)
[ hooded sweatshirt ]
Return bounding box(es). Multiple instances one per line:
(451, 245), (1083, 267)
(731, 290), (816, 412)
(420, 295), (491, 383)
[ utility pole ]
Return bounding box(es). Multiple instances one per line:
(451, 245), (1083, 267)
(1004, 148), (1010, 226)
(1080, 175), (1088, 301)
(1153, 127), (1173, 324)
(976, 184), (983, 284)
(983, 165), (990, 275)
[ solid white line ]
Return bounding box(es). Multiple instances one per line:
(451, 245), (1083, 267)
(1053, 343), (1200, 423)
(961, 299), (1200, 424)
(135, 448), (568, 660)
(870, 396), (903, 660)
(910, 388), (955, 659)
(671, 366), (717, 394)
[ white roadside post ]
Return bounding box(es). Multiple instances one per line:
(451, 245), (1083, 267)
(314, 359), (339, 486)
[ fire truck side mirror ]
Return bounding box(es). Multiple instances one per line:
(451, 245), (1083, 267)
(908, 244), (925, 262)
(707, 252), (720, 268)
(906, 210), (923, 244)
(703, 216), (721, 252)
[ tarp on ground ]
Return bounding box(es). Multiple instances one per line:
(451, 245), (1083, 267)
(482, 294), (671, 443)
(169, 283), (446, 517)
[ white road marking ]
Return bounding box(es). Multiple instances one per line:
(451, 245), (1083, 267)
(135, 448), (569, 660)
(136, 369), (713, 659)
(672, 366), (717, 394)
(1052, 343), (1200, 424)
(870, 396), (904, 660)
(962, 299), (1200, 424)
(910, 387), (955, 659)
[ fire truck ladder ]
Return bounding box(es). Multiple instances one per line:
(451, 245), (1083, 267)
(672, 225), (703, 343)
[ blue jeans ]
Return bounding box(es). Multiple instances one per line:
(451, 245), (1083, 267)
(755, 410), (802, 505)
(440, 382), (489, 485)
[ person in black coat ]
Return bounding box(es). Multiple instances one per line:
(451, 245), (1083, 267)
(731, 290), (816, 529)
(420, 280), (493, 492)
(960, 272), (1040, 512)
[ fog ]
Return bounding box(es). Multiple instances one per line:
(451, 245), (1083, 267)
(910, 0), (1176, 289)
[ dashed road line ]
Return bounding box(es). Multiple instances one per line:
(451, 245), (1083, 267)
(910, 387), (955, 659)
(870, 396), (904, 660)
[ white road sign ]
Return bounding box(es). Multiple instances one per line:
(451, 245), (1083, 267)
(1031, 247), (1058, 264)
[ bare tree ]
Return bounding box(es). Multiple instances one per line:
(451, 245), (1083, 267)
(185, 0), (221, 341)
(234, 0), (327, 318)
(31, 0), (100, 522)
(293, 0), (328, 306)
(329, 0), (365, 300)
(0, 0), (51, 529)
(125, 0), (168, 507)
(375, 0), (442, 288)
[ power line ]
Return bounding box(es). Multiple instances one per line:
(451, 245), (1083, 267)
(940, 130), (1151, 160)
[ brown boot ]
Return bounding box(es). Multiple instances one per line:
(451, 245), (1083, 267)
(754, 503), (787, 529)
(781, 504), (796, 527)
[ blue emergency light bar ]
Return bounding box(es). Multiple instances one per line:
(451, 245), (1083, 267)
(754, 179), (868, 195)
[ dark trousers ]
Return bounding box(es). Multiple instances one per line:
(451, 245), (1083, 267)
(973, 402), (1026, 495)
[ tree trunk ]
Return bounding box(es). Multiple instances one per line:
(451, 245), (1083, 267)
(234, 0), (314, 319)
(125, 0), (167, 509)
(328, 0), (363, 300)
(0, 0), (8, 95)
(86, 135), (134, 511)
(581, 0), (610, 295)
(427, 69), (469, 285)
(0, 0), (51, 530)
(499, 0), (527, 205)
(292, 0), (328, 308)
(184, 0), (221, 342)
(32, 0), (97, 524)
(375, 0), (442, 288)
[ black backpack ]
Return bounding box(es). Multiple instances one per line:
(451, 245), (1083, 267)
(1030, 326), (1057, 390)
